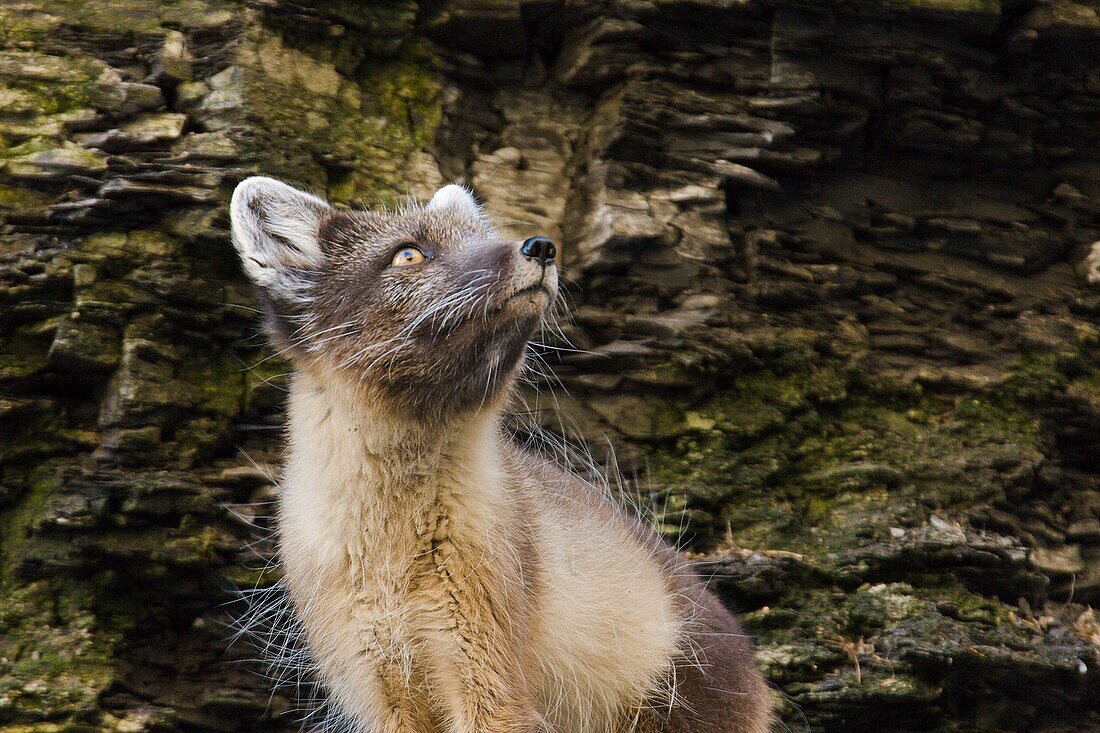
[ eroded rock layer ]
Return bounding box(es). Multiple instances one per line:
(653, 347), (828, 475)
(0, 1), (1098, 731)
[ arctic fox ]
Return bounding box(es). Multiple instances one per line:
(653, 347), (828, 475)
(229, 177), (771, 733)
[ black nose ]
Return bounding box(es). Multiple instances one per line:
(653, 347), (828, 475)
(520, 236), (556, 263)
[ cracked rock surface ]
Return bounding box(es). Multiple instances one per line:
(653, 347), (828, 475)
(0, 1), (1098, 732)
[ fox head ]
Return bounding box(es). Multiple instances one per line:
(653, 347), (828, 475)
(229, 177), (558, 421)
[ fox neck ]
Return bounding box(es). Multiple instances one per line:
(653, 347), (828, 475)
(277, 365), (507, 581)
(290, 364), (502, 457)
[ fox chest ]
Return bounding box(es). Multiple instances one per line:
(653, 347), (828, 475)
(287, 526), (498, 675)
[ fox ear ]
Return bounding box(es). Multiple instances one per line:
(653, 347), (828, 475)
(230, 177), (331, 300)
(427, 184), (483, 219)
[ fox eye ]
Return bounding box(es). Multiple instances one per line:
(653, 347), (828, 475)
(390, 246), (426, 267)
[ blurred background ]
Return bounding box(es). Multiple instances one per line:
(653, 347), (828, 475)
(0, 1), (1098, 731)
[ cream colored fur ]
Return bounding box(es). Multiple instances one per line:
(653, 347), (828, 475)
(229, 177), (770, 733)
(278, 367), (683, 733)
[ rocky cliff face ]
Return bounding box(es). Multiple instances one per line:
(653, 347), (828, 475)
(1, 1), (1098, 731)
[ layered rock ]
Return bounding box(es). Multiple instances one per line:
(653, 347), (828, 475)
(0, 1), (1098, 732)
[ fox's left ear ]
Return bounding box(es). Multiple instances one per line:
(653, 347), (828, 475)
(427, 184), (484, 220)
(230, 177), (331, 301)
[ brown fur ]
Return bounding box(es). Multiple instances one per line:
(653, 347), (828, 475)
(229, 178), (773, 733)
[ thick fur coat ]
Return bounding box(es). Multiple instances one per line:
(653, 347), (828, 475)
(229, 177), (772, 733)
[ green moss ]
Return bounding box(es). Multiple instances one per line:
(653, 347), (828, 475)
(0, 464), (59, 581)
(998, 334), (1100, 406)
(0, 184), (52, 211)
(362, 40), (442, 152)
(0, 57), (103, 147)
(76, 231), (178, 264)
(240, 21), (441, 206)
(0, 345), (48, 381)
(0, 0), (232, 40)
(643, 346), (1043, 553)
(174, 348), (246, 419)
(160, 525), (227, 567)
(0, 579), (118, 725)
(1000, 350), (1071, 401)
(933, 589), (1010, 626)
(847, 582), (921, 634)
(748, 578), (1049, 720)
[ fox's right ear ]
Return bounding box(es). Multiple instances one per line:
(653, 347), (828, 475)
(230, 177), (331, 300)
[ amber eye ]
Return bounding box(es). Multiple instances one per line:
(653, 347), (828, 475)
(390, 246), (426, 267)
